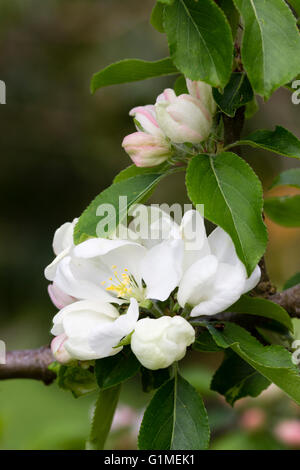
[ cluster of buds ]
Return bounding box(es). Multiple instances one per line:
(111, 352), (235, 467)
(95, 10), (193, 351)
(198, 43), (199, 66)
(122, 78), (217, 167)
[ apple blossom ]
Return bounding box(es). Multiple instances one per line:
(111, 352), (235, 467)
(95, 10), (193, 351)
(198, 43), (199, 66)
(51, 298), (139, 361)
(122, 104), (171, 167)
(51, 333), (72, 364)
(155, 88), (214, 144)
(186, 79), (217, 116)
(131, 316), (195, 370)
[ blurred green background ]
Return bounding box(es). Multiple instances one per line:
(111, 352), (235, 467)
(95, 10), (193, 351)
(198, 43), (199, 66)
(0, 0), (299, 450)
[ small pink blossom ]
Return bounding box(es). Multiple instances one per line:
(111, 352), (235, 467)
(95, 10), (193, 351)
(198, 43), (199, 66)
(122, 132), (171, 167)
(274, 420), (300, 446)
(51, 333), (72, 364)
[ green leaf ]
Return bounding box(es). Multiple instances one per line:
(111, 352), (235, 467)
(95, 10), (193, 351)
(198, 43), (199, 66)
(186, 152), (267, 275)
(173, 75), (189, 95)
(151, 2), (165, 33)
(228, 295), (294, 332)
(206, 321), (300, 405)
(164, 0), (233, 87)
(234, 0), (300, 99)
(216, 0), (240, 38)
(231, 126), (300, 160)
(286, 0), (300, 17)
(86, 385), (121, 450)
(141, 367), (171, 393)
(245, 95), (259, 119)
(211, 350), (270, 405)
(193, 330), (224, 352)
(270, 168), (300, 189)
(91, 58), (178, 93)
(113, 162), (169, 184)
(264, 195), (300, 227)
(95, 347), (140, 391)
(138, 372), (210, 450)
(284, 272), (300, 290)
(73, 173), (164, 244)
(213, 72), (253, 117)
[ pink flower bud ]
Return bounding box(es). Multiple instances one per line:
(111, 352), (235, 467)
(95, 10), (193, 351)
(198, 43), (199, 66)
(155, 89), (213, 144)
(51, 334), (72, 364)
(122, 132), (171, 167)
(48, 283), (76, 310)
(240, 408), (266, 431)
(274, 420), (300, 447)
(129, 105), (163, 137)
(186, 79), (217, 115)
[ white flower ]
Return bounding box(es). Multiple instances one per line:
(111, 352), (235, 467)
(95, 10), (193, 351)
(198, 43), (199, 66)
(131, 316), (195, 370)
(51, 235), (184, 305)
(177, 224), (261, 317)
(51, 298), (139, 361)
(155, 88), (214, 144)
(45, 218), (78, 281)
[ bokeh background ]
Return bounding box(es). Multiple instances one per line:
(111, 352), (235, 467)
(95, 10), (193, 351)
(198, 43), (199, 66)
(0, 0), (299, 450)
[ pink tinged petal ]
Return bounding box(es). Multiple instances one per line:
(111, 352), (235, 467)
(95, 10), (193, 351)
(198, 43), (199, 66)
(186, 79), (217, 115)
(142, 239), (184, 301)
(274, 420), (300, 446)
(48, 283), (76, 310)
(122, 132), (171, 168)
(156, 88), (177, 104)
(51, 334), (72, 364)
(129, 105), (162, 137)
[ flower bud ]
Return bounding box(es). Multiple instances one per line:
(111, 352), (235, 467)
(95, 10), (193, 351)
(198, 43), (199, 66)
(274, 420), (300, 447)
(122, 132), (171, 167)
(186, 79), (217, 116)
(155, 88), (213, 144)
(129, 105), (163, 137)
(131, 316), (195, 370)
(51, 334), (72, 364)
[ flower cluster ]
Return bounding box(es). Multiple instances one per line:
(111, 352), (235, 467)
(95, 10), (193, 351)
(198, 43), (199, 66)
(122, 79), (217, 167)
(45, 207), (260, 370)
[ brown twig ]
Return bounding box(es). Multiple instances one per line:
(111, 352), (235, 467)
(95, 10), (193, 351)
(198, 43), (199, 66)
(0, 346), (56, 385)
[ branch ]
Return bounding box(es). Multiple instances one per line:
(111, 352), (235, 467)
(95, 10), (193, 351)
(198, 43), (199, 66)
(269, 284), (300, 318)
(0, 346), (56, 385)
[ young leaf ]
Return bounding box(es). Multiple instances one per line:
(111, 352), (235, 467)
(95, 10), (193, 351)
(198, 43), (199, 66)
(164, 0), (233, 87)
(234, 0), (300, 99)
(95, 347), (140, 390)
(141, 367), (171, 393)
(211, 350), (270, 405)
(228, 295), (294, 332)
(138, 373), (210, 450)
(151, 2), (165, 33)
(91, 58), (178, 93)
(113, 162), (169, 183)
(193, 330), (224, 352)
(73, 173), (164, 244)
(186, 152), (267, 275)
(86, 386), (121, 450)
(216, 0), (240, 38)
(230, 126), (300, 160)
(283, 272), (300, 290)
(270, 168), (300, 189)
(264, 196), (300, 227)
(206, 321), (300, 405)
(213, 72), (253, 117)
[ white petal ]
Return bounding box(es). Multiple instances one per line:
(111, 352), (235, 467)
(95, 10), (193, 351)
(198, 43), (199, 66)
(53, 219), (77, 256)
(142, 239), (184, 301)
(243, 265), (261, 293)
(44, 247), (70, 281)
(208, 226), (239, 265)
(55, 256), (121, 304)
(89, 298), (139, 357)
(180, 210), (210, 271)
(177, 255), (218, 307)
(190, 262), (246, 317)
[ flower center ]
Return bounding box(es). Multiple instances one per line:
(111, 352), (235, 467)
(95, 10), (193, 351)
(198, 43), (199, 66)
(102, 266), (144, 301)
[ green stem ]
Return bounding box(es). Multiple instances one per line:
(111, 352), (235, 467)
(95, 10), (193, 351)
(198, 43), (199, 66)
(86, 384), (121, 450)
